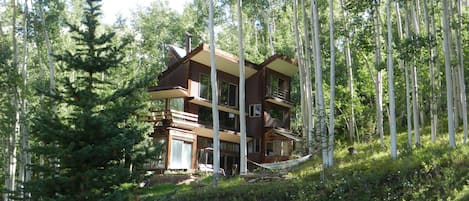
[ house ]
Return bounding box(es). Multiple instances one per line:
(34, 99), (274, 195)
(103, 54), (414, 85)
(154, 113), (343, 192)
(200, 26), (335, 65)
(146, 36), (299, 175)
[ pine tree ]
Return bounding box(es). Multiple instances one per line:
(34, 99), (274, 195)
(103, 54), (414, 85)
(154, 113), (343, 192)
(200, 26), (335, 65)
(26, 0), (154, 199)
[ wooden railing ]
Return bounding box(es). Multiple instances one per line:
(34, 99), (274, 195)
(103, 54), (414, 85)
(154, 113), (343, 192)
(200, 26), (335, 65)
(148, 109), (198, 126)
(266, 87), (290, 101)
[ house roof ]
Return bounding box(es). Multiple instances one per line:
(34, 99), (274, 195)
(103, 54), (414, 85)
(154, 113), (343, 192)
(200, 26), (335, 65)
(147, 86), (188, 100)
(260, 54), (298, 77)
(187, 44), (259, 78)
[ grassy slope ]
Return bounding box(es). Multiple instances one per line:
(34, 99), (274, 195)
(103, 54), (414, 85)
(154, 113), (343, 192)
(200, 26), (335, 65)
(140, 131), (469, 201)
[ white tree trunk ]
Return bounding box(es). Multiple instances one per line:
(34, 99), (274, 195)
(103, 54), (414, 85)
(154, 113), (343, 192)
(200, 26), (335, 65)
(327, 0), (335, 167)
(237, 0), (247, 175)
(386, 0), (398, 160)
(455, 0), (467, 144)
(340, 0), (355, 144)
(374, 2), (384, 147)
(423, 0), (438, 143)
(301, 0), (314, 155)
(39, 0), (56, 114)
(208, 0), (221, 185)
(429, 0), (440, 143)
(396, 3), (413, 149)
(19, 0), (31, 196)
(293, 0), (308, 152)
(6, 0), (19, 200)
(311, 0), (327, 168)
(442, 0), (456, 147)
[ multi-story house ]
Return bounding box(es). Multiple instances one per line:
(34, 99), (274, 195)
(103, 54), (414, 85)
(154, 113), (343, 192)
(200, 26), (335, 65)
(146, 38), (299, 175)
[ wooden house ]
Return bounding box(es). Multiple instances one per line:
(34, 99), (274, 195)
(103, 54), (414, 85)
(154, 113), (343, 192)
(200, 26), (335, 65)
(146, 38), (299, 175)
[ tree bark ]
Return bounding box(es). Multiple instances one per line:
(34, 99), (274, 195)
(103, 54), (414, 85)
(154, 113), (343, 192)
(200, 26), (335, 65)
(293, 0), (308, 153)
(301, 0), (314, 155)
(327, 0), (335, 166)
(311, 0), (327, 169)
(455, 0), (467, 144)
(386, 0), (398, 159)
(396, 2), (413, 149)
(340, 0), (355, 144)
(442, 0), (456, 147)
(237, 0), (247, 175)
(208, 0), (221, 185)
(374, 1), (384, 148)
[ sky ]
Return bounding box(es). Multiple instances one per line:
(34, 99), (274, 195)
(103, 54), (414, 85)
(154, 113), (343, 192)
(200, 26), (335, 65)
(100, 0), (191, 25)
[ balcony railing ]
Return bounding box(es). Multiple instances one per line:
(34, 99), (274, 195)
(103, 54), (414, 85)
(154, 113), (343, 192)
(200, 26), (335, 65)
(266, 87), (290, 102)
(148, 109), (198, 127)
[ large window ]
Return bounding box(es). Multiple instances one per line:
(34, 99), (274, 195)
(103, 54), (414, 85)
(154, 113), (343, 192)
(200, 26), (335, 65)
(170, 98), (184, 111)
(199, 74), (211, 100)
(266, 140), (292, 156)
(198, 107), (239, 131)
(220, 81), (237, 107)
(169, 139), (192, 169)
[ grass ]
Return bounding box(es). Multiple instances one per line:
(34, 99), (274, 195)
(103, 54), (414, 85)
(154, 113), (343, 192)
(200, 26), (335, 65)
(138, 129), (469, 201)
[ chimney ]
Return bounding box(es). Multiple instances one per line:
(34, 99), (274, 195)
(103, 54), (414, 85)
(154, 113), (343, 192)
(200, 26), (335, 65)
(185, 32), (192, 54)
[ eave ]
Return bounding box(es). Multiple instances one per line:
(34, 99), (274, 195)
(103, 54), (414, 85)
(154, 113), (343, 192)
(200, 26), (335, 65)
(260, 54), (298, 77)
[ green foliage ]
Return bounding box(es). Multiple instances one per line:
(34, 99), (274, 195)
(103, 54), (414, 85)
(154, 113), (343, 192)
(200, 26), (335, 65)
(143, 134), (469, 201)
(25, 0), (156, 200)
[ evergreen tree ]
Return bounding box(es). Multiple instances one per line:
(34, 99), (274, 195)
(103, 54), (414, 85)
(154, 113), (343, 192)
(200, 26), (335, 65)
(26, 0), (154, 199)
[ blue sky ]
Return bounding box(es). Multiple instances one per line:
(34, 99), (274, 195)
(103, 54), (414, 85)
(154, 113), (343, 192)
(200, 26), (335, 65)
(100, 0), (191, 25)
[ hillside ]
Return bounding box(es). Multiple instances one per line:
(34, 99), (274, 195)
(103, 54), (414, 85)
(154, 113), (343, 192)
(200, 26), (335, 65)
(139, 133), (469, 201)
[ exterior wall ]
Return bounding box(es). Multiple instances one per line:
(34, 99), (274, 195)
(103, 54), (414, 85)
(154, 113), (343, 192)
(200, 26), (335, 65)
(246, 71), (264, 164)
(188, 61), (240, 101)
(158, 62), (189, 88)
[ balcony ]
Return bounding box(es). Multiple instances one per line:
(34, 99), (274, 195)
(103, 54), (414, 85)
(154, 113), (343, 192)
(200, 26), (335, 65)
(147, 109), (199, 130)
(147, 109), (250, 144)
(265, 87), (293, 108)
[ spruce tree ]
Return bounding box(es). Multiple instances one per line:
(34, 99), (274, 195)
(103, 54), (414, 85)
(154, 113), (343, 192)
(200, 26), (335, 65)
(26, 0), (154, 200)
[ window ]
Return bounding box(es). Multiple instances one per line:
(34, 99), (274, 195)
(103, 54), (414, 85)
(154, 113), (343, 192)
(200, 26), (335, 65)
(249, 104), (262, 117)
(199, 74), (211, 100)
(169, 139), (192, 169)
(198, 107), (239, 131)
(248, 138), (261, 153)
(268, 75), (288, 100)
(170, 98), (184, 111)
(220, 81), (237, 107)
(265, 140), (291, 156)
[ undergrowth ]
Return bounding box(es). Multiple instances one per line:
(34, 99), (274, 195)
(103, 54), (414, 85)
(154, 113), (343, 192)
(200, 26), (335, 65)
(140, 132), (469, 201)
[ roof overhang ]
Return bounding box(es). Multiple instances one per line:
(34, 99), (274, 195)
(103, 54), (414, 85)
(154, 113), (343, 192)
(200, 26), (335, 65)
(148, 86), (188, 100)
(194, 127), (252, 144)
(261, 54), (298, 77)
(266, 127), (301, 142)
(265, 98), (293, 108)
(189, 97), (240, 115)
(189, 44), (258, 78)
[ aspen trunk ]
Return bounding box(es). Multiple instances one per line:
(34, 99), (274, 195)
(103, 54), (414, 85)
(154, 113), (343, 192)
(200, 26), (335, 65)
(374, 2), (384, 147)
(442, 0), (456, 147)
(208, 0), (221, 185)
(301, 0), (315, 155)
(386, 0), (398, 159)
(237, 0), (248, 175)
(327, 0), (336, 166)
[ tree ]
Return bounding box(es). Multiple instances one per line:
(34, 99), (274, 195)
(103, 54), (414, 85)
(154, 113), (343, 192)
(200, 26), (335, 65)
(396, 2), (413, 149)
(386, 0), (397, 159)
(442, 0), (455, 147)
(208, 0), (221, 186)
(311, 0), (327, 169)
(237, 0), (247, 175)
(327, 0), (336, 166)
(301, 0), (314, 155)
(26, 0), (153, 199)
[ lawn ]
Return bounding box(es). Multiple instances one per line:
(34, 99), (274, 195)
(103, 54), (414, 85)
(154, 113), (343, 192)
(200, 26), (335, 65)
(138, 129), (469, 201)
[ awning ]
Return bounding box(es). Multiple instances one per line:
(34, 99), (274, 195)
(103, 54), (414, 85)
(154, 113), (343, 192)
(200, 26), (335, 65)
(260, 54), (298, 77)
(265, 127), (301, 142)
(189, 44), (258, 78)
(147, 86), (188, 100)
(193, 127), (253, 144)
